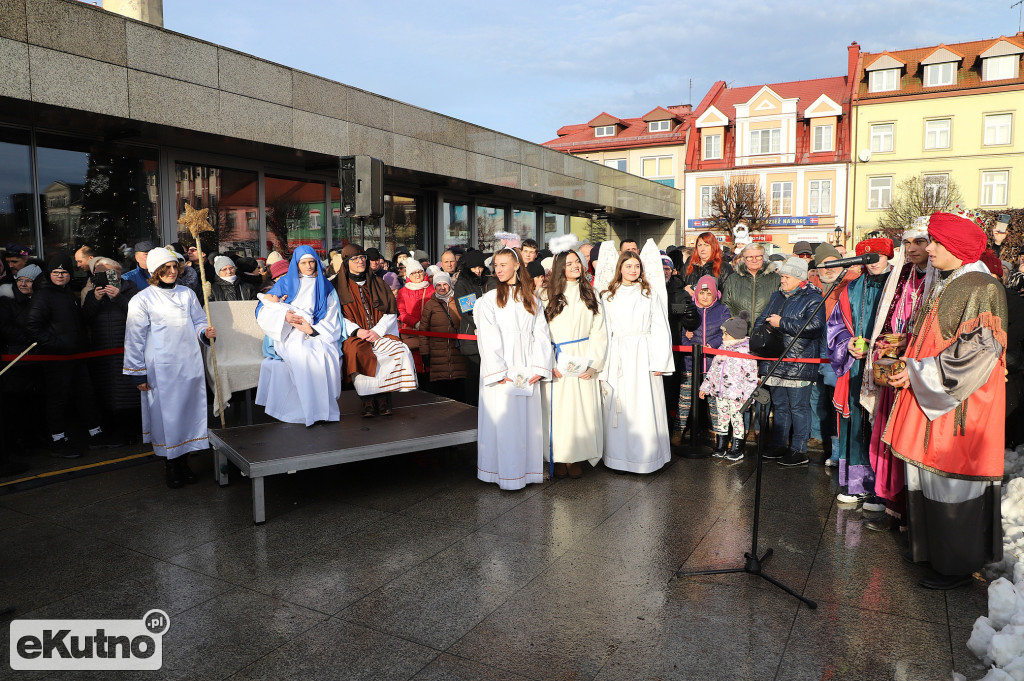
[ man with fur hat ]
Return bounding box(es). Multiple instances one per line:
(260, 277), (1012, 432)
(885, 212), (1007, 589)
(331, 244), (416, 417)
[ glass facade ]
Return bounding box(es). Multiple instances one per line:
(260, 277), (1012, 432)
(36, 133), (159, 261)
(175, 163), (258, 257)
(511, 208), (536, 241)
(543, 212), (568, 243)
(0, 128), (35, 256)
(265, 175), (326, 258)
(384, 194), (421, 260)
(475, 204), (506, 252)
(443, 201), (469, 252)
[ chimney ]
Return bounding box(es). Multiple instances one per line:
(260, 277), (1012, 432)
(847, 41), (861, 81)
(102, 0), (164, 27)
(669, 104), (693, 115)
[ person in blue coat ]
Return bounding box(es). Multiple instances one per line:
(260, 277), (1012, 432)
(121, 240), (156, 290)
(755, 257), (827, 467)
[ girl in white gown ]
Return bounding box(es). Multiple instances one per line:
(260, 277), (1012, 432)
(475, 247), (553, 490)
(123, 247), (216, 488)
(600, 250), (674, 473)
(540, 248), (607, 479)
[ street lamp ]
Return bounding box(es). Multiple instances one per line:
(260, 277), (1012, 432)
(833, 225), (843, 247)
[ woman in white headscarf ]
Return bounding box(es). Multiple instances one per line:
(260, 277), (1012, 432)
(123, 247), (216, 488)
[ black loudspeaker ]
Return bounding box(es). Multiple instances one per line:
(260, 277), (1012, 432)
(339, 155), (384, 219)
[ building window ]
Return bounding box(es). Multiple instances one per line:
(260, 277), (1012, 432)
(868, 68), (900, 92)
(750, 128), (781, 155)
(922, 174), (949, 209)
(594, 125), (616, 138)
(700, 186), (713, 218)
(703, 133), (722, 160)
(868, 177), (893, 209)
(985, 113), (1013, 146)
(808, 180), (831, 214)
(981, 171), (1009, 206)
(984, 55), (1019, 81)
(641, 155), (672, 178)
(648, 120), (672, 133)
(812, 124), (833, 152)
(924, 119), (951, 149)
(870, 123), (894, 153)
(924, 62), (956, 87)
(604, 158), (627, 171)
(770, 181), (793, 215)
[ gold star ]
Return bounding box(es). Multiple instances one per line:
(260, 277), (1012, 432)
(177, 203), (214, 239)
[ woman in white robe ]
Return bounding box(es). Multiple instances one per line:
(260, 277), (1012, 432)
(540, 248), (607, 478)
(123, 248), (216, 488)
(476, 247), (553, 490)
(601, 250), (674, 473)
(255, 246), (343, 426)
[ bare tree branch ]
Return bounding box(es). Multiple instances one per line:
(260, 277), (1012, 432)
(706, 179), (772, 235)
(874, 174), (963, 238)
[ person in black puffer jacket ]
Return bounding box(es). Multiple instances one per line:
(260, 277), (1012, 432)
(452, 250), (493, 406)
(82, 257), (139, 444)
(754, 257), (826, 466)
(0, 263), (46, 453)
(209, 255), (257, 302)
(26, 253), (111, 458)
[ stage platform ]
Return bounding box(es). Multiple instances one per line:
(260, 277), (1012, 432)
(209, 390), (478, 524)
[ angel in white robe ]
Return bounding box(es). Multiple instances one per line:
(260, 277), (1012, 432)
(123, 248), (214, 487)
(600, 248), (674, 473)
(255, 246), (343, 426)
(476, 247), (553, 490)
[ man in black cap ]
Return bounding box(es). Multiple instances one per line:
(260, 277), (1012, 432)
(2, 243), (31, 288)
(122, 240), (156, 290)
(365, 248), (388, 275)
(792, 241), (814, 260)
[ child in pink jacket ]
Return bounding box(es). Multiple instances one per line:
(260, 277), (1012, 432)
(699, 312), (758, 461)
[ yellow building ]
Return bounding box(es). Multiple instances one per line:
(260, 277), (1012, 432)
(848, 35), (1024, 240)
(542, 107), (690, 246)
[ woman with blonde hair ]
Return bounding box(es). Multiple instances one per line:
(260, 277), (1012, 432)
(475, 247), (552, 490)
(601, 250), (673, 473)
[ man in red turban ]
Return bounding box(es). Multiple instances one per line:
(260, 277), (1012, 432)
(884, 211), (1007, 589)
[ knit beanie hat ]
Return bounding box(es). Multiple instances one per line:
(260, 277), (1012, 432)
(813, 243), (841, 263)
(404, 258), (424, 274)
(213, 255), (235, 273)
(777, 257), (808, 281)
(695, 274), (719, 298)
(721, 311), (750, 339)
(15, 264), (42, 281)
(269, 259), (289, 279)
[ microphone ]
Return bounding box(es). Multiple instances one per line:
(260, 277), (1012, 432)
(820, 253), (880, 269)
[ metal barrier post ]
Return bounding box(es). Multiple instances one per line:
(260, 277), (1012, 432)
(689, 344), (703, 449)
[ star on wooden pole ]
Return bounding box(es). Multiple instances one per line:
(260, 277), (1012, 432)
(177, 202), (226, 428)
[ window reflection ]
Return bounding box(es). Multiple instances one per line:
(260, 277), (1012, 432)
(443, 201), (469, 252)
(544, 212), (568, 244)
(384, 194), (420, 260)
(511, 208), (536, 242)
(475, 204), (506, 253)
(175, 163), (258, 257)
(265, 175), (326, 258)
(36, 134), (158, 263)
(0, 128), (35, 255)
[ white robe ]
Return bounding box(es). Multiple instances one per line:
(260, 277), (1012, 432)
(255, 278), (343, 426)
(600, 284), (674, 473)
(475, 289), (553, 490)
(340, 288), (417, 396)
(123, 285), (210, 459)
(541, 282), (607, 466)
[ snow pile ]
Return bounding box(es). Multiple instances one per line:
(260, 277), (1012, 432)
(967, 451), (1024, 680)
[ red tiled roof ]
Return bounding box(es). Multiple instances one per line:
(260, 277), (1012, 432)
(856, 33), (1024, 100)
(698, 76), (850, 123)
(542, 109), (692, 153)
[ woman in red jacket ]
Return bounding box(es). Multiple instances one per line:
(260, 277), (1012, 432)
(396, 258), (435, 374)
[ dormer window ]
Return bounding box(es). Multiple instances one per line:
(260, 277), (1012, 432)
(868, 68), (900, 92)
(648, 120), (672, 133)
(924, 62), (956, 87)
(594, 125), (616, 138)
(984, 55), (1019, 81)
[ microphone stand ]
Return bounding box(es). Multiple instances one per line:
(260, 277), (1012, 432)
(676, 265), (857, 609)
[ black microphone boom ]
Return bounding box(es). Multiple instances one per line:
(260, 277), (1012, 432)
(824, 252), (880, 269)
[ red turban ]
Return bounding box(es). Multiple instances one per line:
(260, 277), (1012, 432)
(980, 249), (1003, 278)
(928, 212), (987, 264)
(856, 238), (894, 258)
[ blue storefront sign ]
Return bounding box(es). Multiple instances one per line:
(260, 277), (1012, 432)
(688, 216), (820, 229)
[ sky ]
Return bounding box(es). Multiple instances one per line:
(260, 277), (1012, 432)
(152, 0), (1020, 145)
